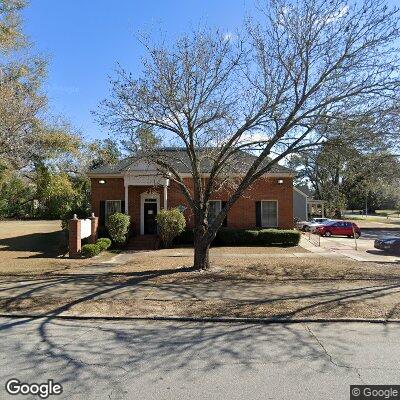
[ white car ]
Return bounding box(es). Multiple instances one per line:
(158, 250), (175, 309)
(297, 218), (332, 232)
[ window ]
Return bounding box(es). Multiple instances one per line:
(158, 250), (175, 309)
(208, 200), (222, 224)
(261, 201), (278, 227)
(105, 200), (122, 222)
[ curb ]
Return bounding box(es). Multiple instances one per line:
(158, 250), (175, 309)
(1, 313), (400, 325)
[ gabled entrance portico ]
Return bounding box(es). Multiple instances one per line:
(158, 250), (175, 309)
(123, 164), (169, 235)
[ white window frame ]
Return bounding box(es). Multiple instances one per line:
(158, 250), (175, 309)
(105, 200), (122, 223)
(208, 200), (222, 224)
(261, 200), (278, 228)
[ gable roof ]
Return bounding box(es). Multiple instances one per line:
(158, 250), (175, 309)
(294, 184), (314, 198)
(89, 147), (295, 176)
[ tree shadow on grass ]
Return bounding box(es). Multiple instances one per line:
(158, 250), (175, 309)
(0, 267), (398, 397)
(0, 231), (66, 258)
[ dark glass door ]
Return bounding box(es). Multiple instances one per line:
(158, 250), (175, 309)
(144, 202), (158, 234)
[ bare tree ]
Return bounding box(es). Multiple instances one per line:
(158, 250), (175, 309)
(97, 0), (400, 270)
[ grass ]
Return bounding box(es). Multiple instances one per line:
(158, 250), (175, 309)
(0, 220), (114, 275)
(1, 221), (399, 320)
(376, 209), (400, 217)
(343, 213), (400, 226)
(111, 246), (306, 273)
(1, 248), (400, 320)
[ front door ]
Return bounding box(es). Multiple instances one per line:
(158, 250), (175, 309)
(144, 202), (158, 234)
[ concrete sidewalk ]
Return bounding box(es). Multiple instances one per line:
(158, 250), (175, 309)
(300, 236), (400, 263)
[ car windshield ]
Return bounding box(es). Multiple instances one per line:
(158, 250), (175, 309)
(311, 218), (326, 223)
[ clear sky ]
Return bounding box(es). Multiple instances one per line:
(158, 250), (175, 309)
(23, 0), (398, 142)
(23, 0), (251, 141)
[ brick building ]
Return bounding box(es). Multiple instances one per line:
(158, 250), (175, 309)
(88, 148), (295, 236)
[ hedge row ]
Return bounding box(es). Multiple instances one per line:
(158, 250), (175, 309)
(81, 237), (112, 258)
(174, 228), (300, 247)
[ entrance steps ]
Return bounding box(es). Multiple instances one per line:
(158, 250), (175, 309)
(127, 235), (160, 250)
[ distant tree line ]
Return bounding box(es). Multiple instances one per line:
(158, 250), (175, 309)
(289, 115), (400, 216)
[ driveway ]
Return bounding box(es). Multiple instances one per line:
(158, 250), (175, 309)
(312, 228), (400, 262)
(0, 318), (399, 399)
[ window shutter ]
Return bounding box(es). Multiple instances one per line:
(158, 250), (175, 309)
(121, 201), (125, 214)
(100, 201), (106, 226)
(222, 201), (228, 227)
(255, 201), (261, 227)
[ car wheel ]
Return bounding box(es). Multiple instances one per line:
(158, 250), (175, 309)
(325, 231), (332, 237)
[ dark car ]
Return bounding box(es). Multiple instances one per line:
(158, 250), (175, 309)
(315, 220), (361, 238)
(374, 237), (400, 254)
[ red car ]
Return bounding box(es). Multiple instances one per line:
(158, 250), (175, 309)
(315, 220), (361, 238)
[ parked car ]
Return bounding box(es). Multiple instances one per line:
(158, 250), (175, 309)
(297, 218), (331, 232)
(315, 220), (361, 238)
(374, 237), (400, 254)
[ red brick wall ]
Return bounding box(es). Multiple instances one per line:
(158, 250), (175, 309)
(167, 177), (293, 229)
(90, 178), (165, 234)
(90, 176), (294, 231)
(90, 178), (125, 223)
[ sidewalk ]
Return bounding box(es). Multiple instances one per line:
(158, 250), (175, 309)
(300, 236), (400, 263)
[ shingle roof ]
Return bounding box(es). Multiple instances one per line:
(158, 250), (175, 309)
(89, 147), (295, 175)
(295, 184), (314, 198)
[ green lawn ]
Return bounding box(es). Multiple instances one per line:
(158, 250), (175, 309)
(344, 211), (400, 225)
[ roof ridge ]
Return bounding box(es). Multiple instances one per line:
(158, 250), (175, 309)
(89, 147), (295, 175)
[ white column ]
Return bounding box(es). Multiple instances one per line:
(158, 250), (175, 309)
(321, 202), (325, 217)
(124, 185), (129, 214)
(163, 184), (168, 210)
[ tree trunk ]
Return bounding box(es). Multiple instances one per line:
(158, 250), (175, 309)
(193, 237), (211, 270)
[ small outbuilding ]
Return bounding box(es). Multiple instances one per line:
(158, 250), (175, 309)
(293, 185), (325, 221)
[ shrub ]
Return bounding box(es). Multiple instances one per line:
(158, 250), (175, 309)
(96, 237), (112, 251)
(173, 228), (300, 247)
(156, 208), (186, 247)
(106, 213), (131, 244)
(173, 229), (194, 245)
(217, 228), (258, 246)
(82, 243), (101, 258)
(217, 228), (300, 246)
(257, 229), (300, 246)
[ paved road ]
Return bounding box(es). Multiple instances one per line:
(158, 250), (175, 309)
(0, 318), (399, 399)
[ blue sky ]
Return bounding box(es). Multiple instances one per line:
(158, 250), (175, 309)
(23, 0), (251, 141)
(23, 0), (398, 142)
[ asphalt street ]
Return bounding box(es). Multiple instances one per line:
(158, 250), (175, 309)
(0, 318), (399, 399)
